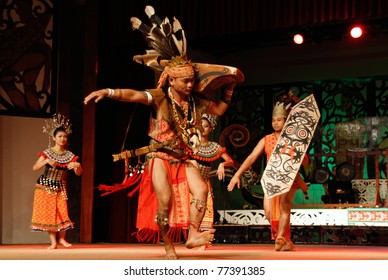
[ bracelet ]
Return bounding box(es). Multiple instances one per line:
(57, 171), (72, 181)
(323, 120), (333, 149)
(107, 88), (115, 97)
(144, 91), (153, 104)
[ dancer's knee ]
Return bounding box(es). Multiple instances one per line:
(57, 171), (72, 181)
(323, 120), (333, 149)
(190, 198), (206, 212)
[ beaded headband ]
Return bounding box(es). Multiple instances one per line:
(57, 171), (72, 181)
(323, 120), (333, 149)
(157, 62), (194, 88)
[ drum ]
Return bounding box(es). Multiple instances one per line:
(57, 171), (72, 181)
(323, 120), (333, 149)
(314, 167), (330, 184)
(336, 162), (356, 181)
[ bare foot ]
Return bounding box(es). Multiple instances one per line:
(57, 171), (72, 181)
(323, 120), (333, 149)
(164, 243), (178, 259)
(192, 244), (207, 250)
(47, 244), (57, 250)
(58, 240), (72, 248)
(274, 237), (285, 251)
(185, 229), (215, 249)
(281, 238), (295, 251)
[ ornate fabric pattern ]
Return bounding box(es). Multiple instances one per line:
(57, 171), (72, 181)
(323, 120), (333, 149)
(30, 149), (78, 232)
(30, 185), (74, 232)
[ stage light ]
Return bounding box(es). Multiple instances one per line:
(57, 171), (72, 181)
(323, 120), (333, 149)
(350, 25), (363, 38)
(293, 33), (304, 44)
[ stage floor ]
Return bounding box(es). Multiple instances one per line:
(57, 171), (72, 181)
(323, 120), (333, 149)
(1, 243), (387, 260)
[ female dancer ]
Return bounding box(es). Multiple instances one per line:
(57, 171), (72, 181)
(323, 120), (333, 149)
(189, 114), (234, 240)
(30, 114), (82, 249)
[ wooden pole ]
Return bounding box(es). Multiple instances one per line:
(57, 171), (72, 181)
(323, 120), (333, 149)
(80, 1), (98, 243)
(374, 147), (380, 206)
(384, 148), (388, 207)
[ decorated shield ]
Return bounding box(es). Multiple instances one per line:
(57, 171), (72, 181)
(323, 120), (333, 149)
(261, 94), (321, 199)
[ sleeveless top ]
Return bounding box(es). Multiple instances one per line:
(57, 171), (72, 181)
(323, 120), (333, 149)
(36, 148), (78, 199)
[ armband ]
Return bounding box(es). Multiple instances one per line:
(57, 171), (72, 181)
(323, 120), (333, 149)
(144, 91), (153, 104)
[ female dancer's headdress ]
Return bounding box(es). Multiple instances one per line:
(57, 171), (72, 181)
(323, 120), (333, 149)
(43, 113), (72, 146)
(202, 113), (218, 129)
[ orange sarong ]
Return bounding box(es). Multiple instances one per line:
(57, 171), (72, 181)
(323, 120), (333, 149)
(135, 158), (190, 243)
(30, 184), (74, 232)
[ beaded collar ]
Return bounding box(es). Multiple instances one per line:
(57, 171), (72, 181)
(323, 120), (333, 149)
(189, 142), (224, 162)
(43, 148), (75, 164)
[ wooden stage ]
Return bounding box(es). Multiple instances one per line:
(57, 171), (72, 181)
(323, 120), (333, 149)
(1, 243), (387, 280)
(0, 243), (388, 260)
(1, 208), (388, 280)
(1, 207), (387, 262)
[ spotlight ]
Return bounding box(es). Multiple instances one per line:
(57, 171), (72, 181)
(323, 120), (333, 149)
(350, 25), (363, 38)
(293, 33), (304, 44)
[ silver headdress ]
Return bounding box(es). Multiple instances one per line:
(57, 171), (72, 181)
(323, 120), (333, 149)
(43, 113), (72, 146)
(202, 113), (218, 129)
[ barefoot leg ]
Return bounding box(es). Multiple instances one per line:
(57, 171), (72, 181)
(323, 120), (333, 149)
(156, 213), (178, 259)
(57, 231), (72, 248)
(164, 242), (178, 259)
(151, 159), (178, 259)
(185, 163), (211, 249)
(47, 231), (57, 249)
(186, 228), (215, 249)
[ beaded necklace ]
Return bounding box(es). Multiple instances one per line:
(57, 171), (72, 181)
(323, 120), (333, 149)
(168, 87), (196, 145)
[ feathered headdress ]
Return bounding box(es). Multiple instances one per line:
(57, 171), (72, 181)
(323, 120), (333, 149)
(130, 6), (188, 69)
(130, 6), (245, 95)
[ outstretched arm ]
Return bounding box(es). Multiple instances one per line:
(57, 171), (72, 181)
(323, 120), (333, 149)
(227, 138), (265, 191)
(84, 88), (152, 105)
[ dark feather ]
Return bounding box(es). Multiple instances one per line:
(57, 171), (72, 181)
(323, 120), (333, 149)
(130, 17), (151, 36)
(131, 5), (187, 64)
